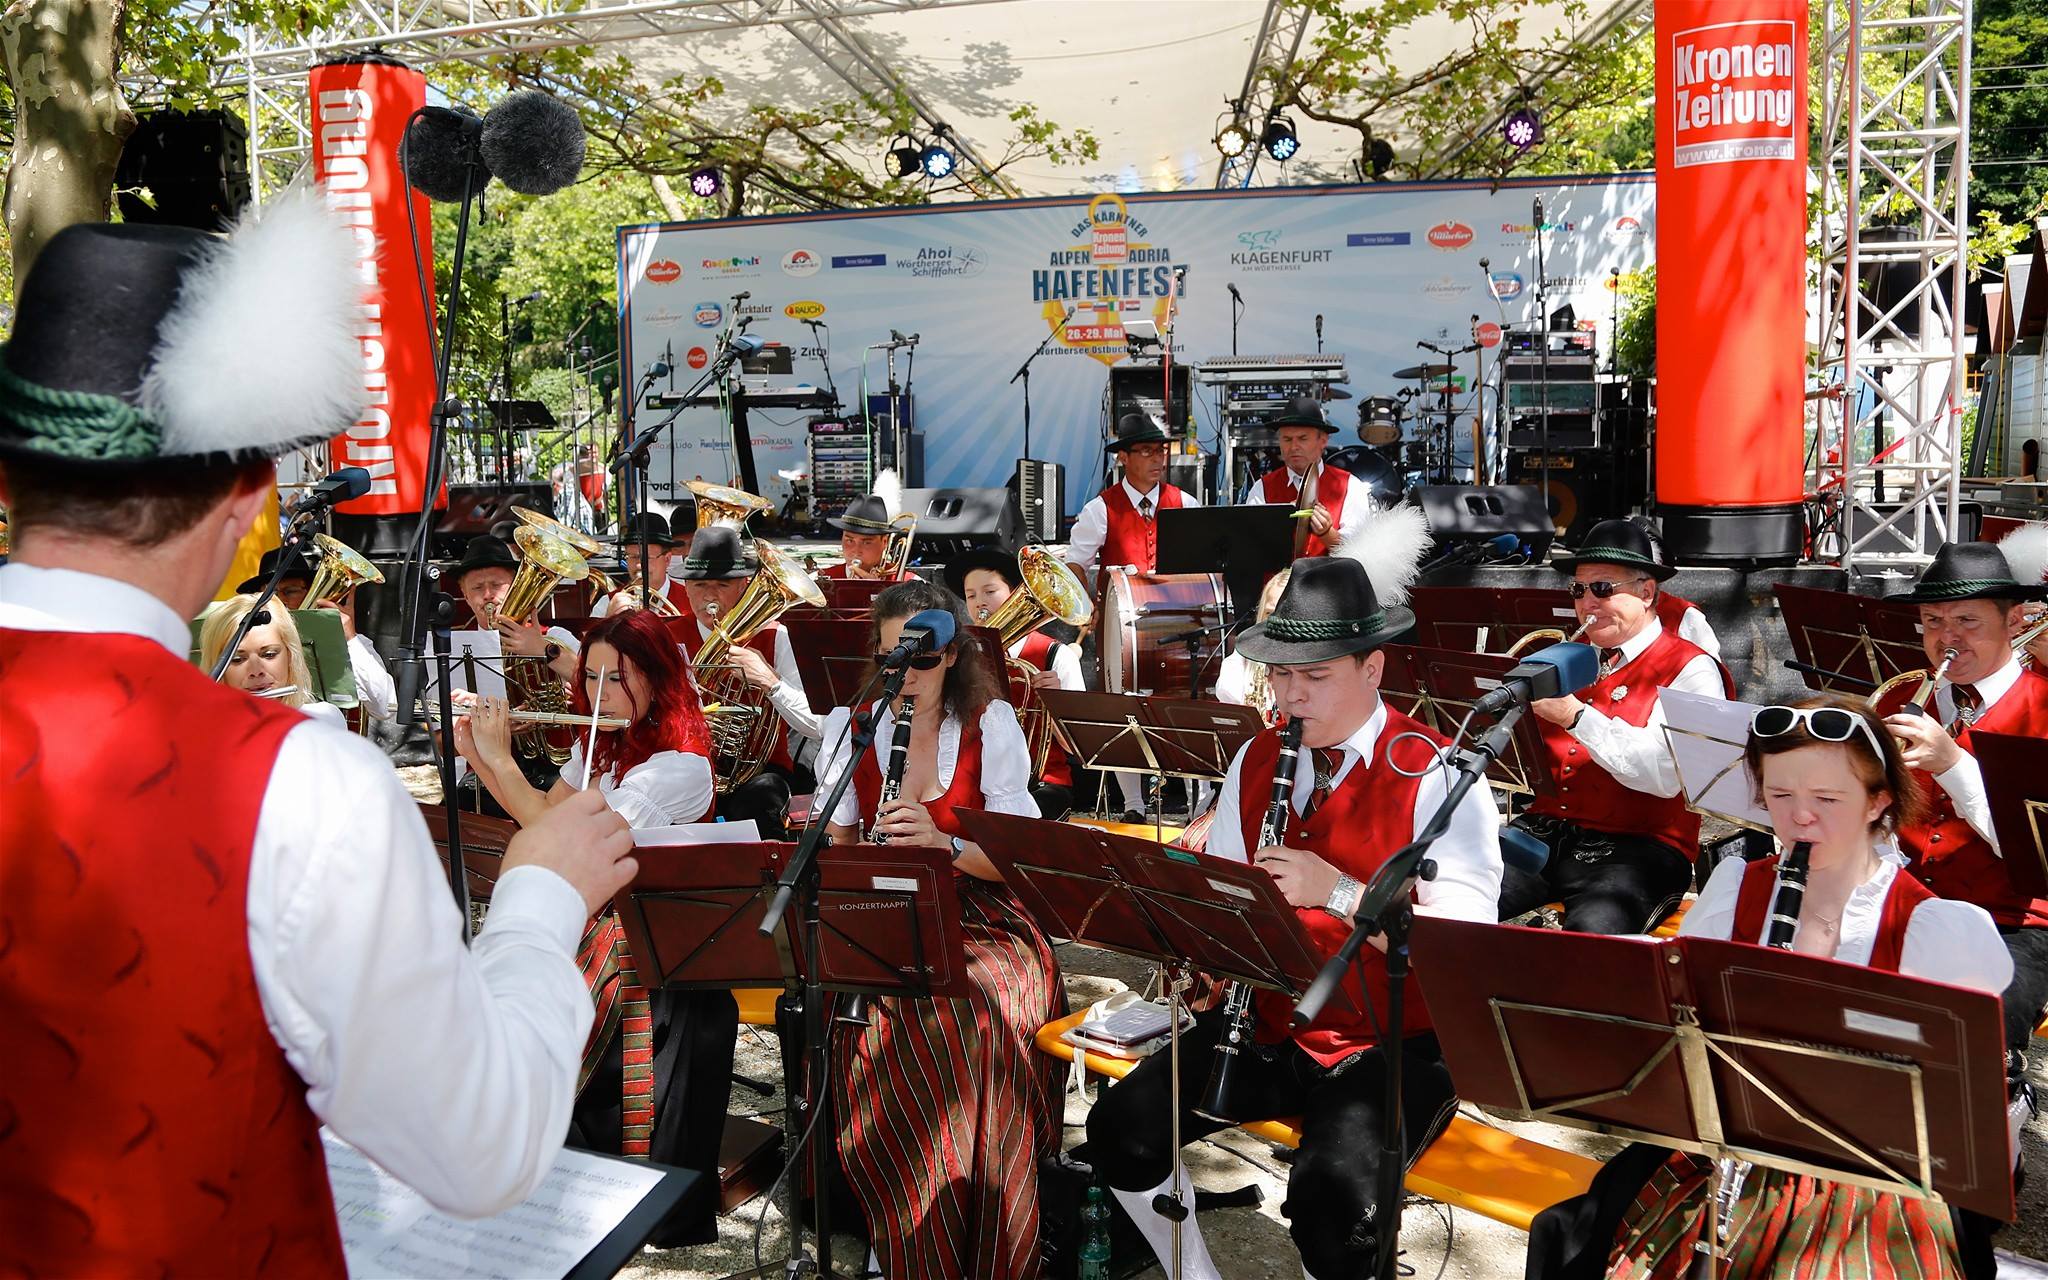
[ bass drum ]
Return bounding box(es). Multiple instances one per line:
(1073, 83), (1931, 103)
(1099, 571), (1228, 696)
(1324, 444), (1408, 507)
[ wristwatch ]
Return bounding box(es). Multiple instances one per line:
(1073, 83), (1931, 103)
(948, 834), (966, 861)
(1324, 872), (1364, 920)
(543, 640), (563, 665)
(1566, 705), (1588, 732)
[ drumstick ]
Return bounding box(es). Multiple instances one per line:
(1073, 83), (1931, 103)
(579, 664), (607, 791)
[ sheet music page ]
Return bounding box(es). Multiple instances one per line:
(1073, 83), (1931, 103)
(422, 630), (506, 784)
(632, 819), (762, 845)
(1659, 688), (1771, 829)
(325, 1131), (663, 1279)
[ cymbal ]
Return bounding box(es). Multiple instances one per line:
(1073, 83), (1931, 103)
(1323, 387), (1354, 400)
(1392, 362), (1455, 380)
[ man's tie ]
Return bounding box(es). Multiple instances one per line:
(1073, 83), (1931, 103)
(1300, 747), (1342, 822)
(1600, 647), (1624, 677)
(1948, 683), (1982, 738)
(1139, 495), (1154, 520)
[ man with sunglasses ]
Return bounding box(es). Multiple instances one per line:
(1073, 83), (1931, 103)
(1496, 519), (1734, 935)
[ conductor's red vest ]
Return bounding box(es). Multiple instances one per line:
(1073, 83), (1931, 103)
(0, 630), (346, 1276)
(1526, 625), (1733, 859)
(1899, 668), (2048, 927)
(1096, 484), (1187, 583)
(1258, 464), (1353, 559)
(1235, 711), (1444, 1066)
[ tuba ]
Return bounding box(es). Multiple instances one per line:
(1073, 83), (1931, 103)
(495, 526), (593, 765)
(693, 538), (826, 791)
(304, 532), (385, 605)
(981, 545), (1094, 776)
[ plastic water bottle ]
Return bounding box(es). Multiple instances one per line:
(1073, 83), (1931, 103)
(1078, 1183), (1113, 1279)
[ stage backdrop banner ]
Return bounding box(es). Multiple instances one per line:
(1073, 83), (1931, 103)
(1653, 0), (1807, 565)
(618, 176), (1654, 517)
(309, 60), (440, 515)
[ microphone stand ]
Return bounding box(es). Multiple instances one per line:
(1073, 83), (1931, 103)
(1532, 202), (1553, 539)
(1009, 309), (1072, 462)
(208, 500), (329, 681)
(1291, 703), (1528, 1280)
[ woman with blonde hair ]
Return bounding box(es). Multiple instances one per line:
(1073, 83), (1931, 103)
(199, 593), (344, 726)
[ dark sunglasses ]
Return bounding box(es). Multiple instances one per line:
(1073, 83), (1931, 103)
(873, 651), (946, 671)
(1568, 577), (1650, 600)
(1750, 705), (1886, 757)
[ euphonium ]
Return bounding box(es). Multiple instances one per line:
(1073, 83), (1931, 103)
(693, 538), (826, 791)
(508, 504), (604, 558)
(982, 545), (1095, 776)
(496, 526), (592, 765)
(688, 479), (774, 532)
(303, 533), (385, 605)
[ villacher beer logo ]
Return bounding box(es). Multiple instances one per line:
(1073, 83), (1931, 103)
(1426, 221), (1474, 251)
(644, 259), (683, 284)
(1671, 19), (1798, 168)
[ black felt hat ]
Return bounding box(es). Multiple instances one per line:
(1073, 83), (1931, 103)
(1267, 396), (1334, 433)
(1893, 541), (2046, 605)
(1234, 555), (1415, 664)
(621, 511), (673, 546)
(943, 546), (1022, 599)
(1551, 518), (1678, 582)
(451, 535), (519, 584)
(235, 544), (314, 595)
(1107, 413), (1172, 452)
(0, 192), (365, 468)
(674, 524), (756, 580)
(831, 494), (895, 535)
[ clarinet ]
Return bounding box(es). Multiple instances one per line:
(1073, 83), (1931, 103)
(1195, 717), (1304, 1123)
(868, 695), (916, 845)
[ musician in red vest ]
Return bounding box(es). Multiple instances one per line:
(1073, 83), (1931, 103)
(1629, 514), (1723, 659)
(592, 507), (695, 619)
(1064, 412), (1200, 591)
(1248, 396), (1372, 555)
(1498, 519), (1735, 936)
(948, 545), (1086, 817)
(820, 489), (912, 581)
(1084, 556), (1503, 1280)
(0, 203), (636, 1276)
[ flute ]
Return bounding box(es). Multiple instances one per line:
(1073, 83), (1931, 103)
(429, 707), (632, 729)
(869, 694), (917, 845)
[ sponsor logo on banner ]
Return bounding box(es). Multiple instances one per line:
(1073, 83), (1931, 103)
(687, 347), (710, 370)
(1422, 276), (1473, 299)
(700, 254), (763, 275)
(1671, 20), (1798, 168)
(640, 305), (689, 330)
(1347, 231), (1412, 247)
(784, 300), (827, 320)
(1498, 219), (1577, 241)
(1476, 321), (1503, 348)
(1489, 272), (1525, 300)
(1030, 193), (1179, 367)
(832, 253), (886, 268)
(1609, 215), (1646, 239)
(644, 259), (683, 284)
(693, 302), (724, 327)
(896, 245), (987, 279)
(782, 248), (822, 277)
(736, 302), (773, 319)
(1229, 229), (1332, 271)
(1427, 221), (1474, 250)
(1546, 275), (1608, 294)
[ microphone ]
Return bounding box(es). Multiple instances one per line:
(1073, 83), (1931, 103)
(288, 467), (373, 517)
(735, 315), (754, 331)
(732, 291), (751, 304)
(1532, 196), (1544, 224)
(403, 91), (586, 200)
(1480, 532), (1522, 559)
(1227, 283), (1243, 302)
(1469, 641), (1599, 718)
(727, 333), (766, 359)
(1498, 826), (1550, 876)
(399, 107), (484, 202)
(514, 289), (541, 305)
(1315, 314), (1323, 339)
(803, 317), (825, 329)
(877, 608), (957, 669)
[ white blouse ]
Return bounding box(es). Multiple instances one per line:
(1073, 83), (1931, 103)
(817, 699), (1040, 830)
(1214, 651), (1253, 708)
(559, 743), (715, 830)
(1682, 844), (2014, 995)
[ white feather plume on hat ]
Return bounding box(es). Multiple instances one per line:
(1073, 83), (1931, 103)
(141, 187), (367, 457)
(1999, 521), (2048, 588)
(873, 467), (903, 518)
(1335, 498), (1432, 606)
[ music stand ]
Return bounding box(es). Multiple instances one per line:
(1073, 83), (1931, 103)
(1155, 505), (1293, 628)
(1772, 583), (1921, 694)
(1407, 585), (1578, 656)
(418, 803), (515, 906)
(1035, 688), (1263, 839)
(1377, 644), (1552, 797)
(1658, 689), (1773, 833)
(818, 576), (891, 615)
(785, 617), (875, 716)
(1413, 917), (2014, 1271)
(1972, 729), (2048, 900)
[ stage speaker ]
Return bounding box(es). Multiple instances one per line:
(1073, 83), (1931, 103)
(1415, 484), (1554, 557)
(898, 487), (1024, 561)
(114, 108), (252, 230)
(1504, 452), (1647, 546)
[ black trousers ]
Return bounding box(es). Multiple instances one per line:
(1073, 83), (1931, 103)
(1498, 813), (1693, 936)
(718, 767), (796, 840)
(1997, 924), (2048, 1061)
(1083, 1010), (1458, 1280)
(1031, 781), (1074, 820)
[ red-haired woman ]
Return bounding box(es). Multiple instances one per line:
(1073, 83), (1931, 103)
(456, 608), (732, 1245)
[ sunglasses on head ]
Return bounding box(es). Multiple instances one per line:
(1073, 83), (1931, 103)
(1568, 577), (1650, 600)
(874, 651), (945, 671)
(1750, 705), (1886, 758)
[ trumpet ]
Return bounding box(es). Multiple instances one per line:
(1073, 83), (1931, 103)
(874, 511), (919, 579)
(1503, 618), (1594, 658)
(1870, 646), (1958, 719)
(2015, 611), (2048, 670)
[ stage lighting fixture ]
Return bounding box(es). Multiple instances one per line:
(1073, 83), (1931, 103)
(1214, 119), (1252, 158)
(1261, 116), (1300, 162)
(887, 135), (922, 179)
(688, 166), (722, 198)
(1503, 105), (1543, 151)
(1368, 138), (1395, 179)
(919, 139), (956, 179)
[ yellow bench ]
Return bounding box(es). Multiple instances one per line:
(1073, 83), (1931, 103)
(1035, 1009), (1598, 1232)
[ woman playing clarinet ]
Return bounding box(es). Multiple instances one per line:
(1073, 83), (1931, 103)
(1527, 694), (2013, 1280)
(817, 579), (1066, 1280)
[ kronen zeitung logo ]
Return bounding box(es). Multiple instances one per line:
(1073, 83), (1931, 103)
(1671, 21), (1797, 168)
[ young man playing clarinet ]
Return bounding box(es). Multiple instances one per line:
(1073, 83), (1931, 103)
(1248, 396), (1372, 554)
(1496, 518), (1734, 935)
(1082, 555), (1503, 1280)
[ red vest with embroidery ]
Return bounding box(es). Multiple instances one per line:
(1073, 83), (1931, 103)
(1730, 855), (1934, 971)
(1528, 626), (1734, 859)
(1235, 712), (1444, 1065)
(663, 576), (696, 620)
(0, 630), (346, 1276)
(852, 708), (986, 838)
(673, 621), (795, 772)
(1258, 464), (1352, 559)
(1097, 484), (1187, 583)
(1013, 631), (1073, 788)
(1899, 669), (2048, 927)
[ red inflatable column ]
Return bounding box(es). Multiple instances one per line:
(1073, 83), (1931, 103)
(308, 59), (440, 516)
(1653, 0), (1807, 565)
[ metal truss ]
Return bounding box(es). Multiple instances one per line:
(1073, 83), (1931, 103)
(1814, 0), (1971, 580)
(1215, 0), (1312, 190)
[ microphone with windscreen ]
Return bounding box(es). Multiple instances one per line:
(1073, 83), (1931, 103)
(1469, 641), (1599, 718)
(878, 609), (956, 670)
(402, 90), (586, 202)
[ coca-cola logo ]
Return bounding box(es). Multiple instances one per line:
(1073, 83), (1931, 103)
(687, 347), (709, 370)
(1426, 221), (1474, 251)
(1475, 322), (1503, 348)
(644, 259), (682, 283)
